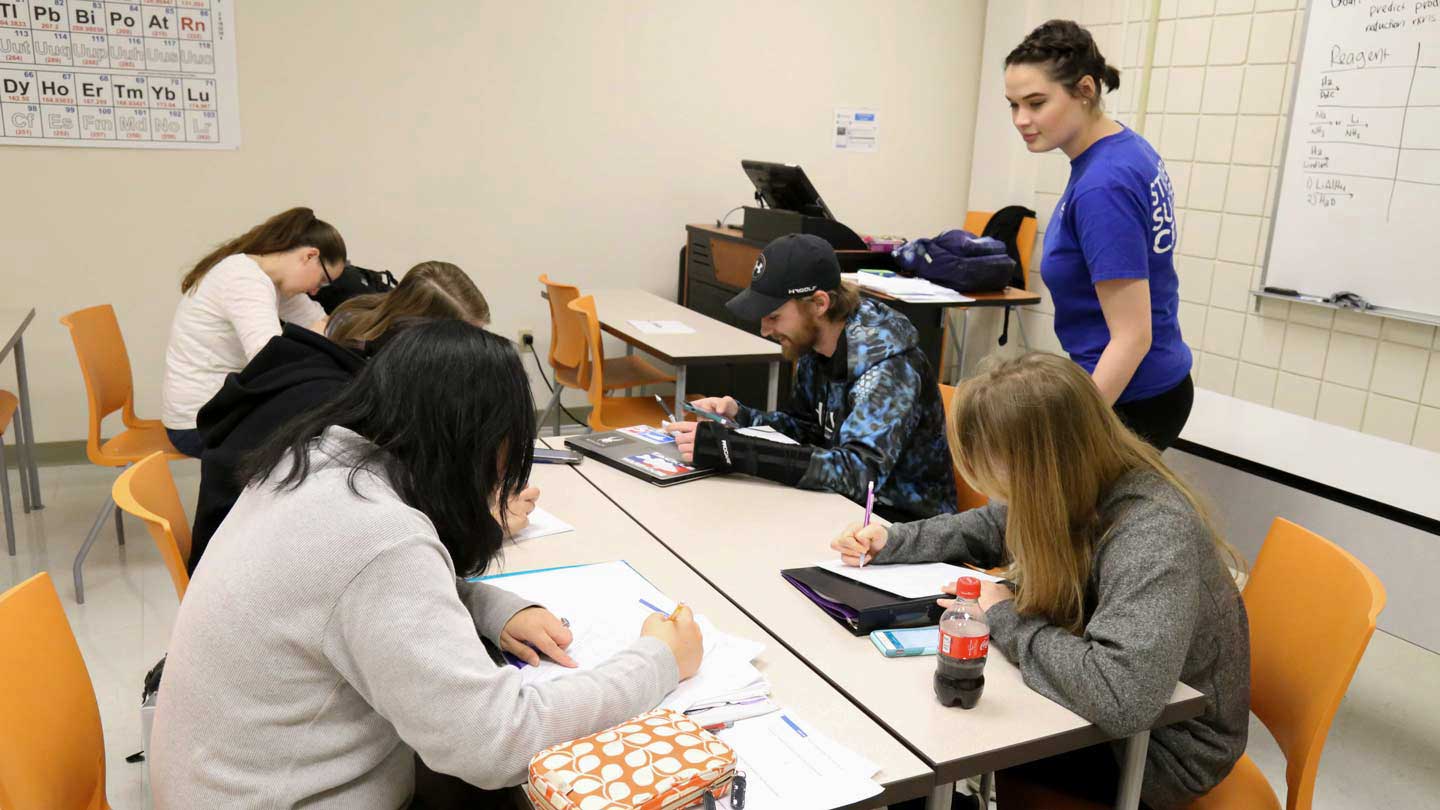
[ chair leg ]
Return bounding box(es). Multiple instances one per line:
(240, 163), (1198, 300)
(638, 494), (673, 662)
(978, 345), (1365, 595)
(0, 436), (15, 556)
(538, 386), (563, 437)
(74, 495), (116, 604)
(114, 503), (126, 546)
(1015, 308), (1031, 351)
(978, 772), (993, 808)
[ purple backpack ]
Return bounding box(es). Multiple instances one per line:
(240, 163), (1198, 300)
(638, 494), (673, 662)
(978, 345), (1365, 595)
(894, 229), (1015, 293)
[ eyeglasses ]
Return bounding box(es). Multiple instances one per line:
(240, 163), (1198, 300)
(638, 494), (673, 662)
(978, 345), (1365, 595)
(317, 256), (335, 287)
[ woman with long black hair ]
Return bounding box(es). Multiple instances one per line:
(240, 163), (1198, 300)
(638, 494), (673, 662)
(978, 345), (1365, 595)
(151, 321), (703, 809)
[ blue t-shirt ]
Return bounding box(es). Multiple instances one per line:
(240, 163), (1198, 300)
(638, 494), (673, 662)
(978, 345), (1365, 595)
(1040, 126), (1192, 404)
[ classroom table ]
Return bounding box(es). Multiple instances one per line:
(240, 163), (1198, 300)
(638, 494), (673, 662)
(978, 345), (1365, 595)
(0, 307), (42, 511)
(555, 289), (785, 414)
(550, 447), (1209, 810)
(505, 454), (936, 809)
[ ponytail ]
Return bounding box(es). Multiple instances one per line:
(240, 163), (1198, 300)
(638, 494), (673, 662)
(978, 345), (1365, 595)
(1005, 20), (1120, 106)
(181, 207), (346, 294)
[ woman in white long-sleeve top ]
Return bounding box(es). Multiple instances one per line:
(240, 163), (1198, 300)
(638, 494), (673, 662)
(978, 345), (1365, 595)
(151, 321), (703, 810)
(832, 353), (1248, 810)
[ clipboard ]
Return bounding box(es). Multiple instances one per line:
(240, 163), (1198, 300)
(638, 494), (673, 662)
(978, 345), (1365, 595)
(781, 566), (944, 636)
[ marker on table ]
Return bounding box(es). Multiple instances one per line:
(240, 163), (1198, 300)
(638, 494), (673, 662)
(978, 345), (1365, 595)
(859, 480), (875, 567)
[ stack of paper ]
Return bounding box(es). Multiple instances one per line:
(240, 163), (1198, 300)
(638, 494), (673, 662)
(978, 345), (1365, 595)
(716, 711), (883, 810)
(842, 272), (973, 303)
(628, 319), (696, 335)
(482, 561), (770, 712)
(736, 425), (798, 445)
(816, 559), (1006, 598)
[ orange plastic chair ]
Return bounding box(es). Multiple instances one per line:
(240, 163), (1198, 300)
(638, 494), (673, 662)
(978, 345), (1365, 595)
(0, 391), (18, 556)
(995, 518), (1387, 810)
(539, 275), (675, 434)
(60, 305), (187, 604)
(937, 384), (989, 512)
(569, 295), (700, 431)
(0, 572), (112, 810)
(112, 451), (192, 601)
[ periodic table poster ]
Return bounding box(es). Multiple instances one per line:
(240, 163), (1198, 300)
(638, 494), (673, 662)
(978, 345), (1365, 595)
(0, 0), (239, 149)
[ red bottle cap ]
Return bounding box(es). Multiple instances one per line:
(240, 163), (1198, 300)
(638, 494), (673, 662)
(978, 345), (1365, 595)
(956, 577), (981, 600)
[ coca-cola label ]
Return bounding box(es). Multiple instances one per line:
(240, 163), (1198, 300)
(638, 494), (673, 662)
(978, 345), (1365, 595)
(939, 629), (989, 660)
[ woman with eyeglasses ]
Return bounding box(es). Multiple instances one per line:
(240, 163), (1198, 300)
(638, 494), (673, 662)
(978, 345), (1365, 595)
(162, 206), (345, 457)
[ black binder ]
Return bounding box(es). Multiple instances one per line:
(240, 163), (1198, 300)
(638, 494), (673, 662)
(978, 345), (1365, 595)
(781, 566), (945, 636)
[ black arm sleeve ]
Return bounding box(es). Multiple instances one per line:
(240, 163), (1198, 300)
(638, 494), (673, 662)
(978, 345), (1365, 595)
(691, 421), (817, 487)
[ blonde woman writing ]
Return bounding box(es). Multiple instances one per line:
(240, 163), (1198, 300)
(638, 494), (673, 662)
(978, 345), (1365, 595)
(831, 353), (1249, 810)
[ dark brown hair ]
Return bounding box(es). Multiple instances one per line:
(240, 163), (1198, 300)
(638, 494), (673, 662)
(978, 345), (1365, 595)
(181, 207), (346, 293)
(327, 261), (490, 351)
(1005, 19), (1120, 105)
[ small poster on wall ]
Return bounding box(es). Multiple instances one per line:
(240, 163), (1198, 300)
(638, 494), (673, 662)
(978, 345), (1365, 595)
(834, 107), (878, 152)
(0, 0), (240, 150)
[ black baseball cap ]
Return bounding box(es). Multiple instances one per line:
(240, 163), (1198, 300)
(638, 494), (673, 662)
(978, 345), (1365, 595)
(725, 234), (843, 321)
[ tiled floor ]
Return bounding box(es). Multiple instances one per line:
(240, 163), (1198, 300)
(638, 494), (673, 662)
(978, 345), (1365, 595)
(3, 459), (1438, 809)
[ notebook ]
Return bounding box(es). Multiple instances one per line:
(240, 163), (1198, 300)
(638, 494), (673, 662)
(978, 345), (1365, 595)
(564, 426), (718, 487)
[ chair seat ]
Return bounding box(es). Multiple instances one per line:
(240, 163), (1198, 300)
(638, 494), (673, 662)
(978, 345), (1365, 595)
(555, 356), (675, 392)
(1186, 754), (1281, 810)
(0, 390), (16, 434)
(97, 424), (185, 466)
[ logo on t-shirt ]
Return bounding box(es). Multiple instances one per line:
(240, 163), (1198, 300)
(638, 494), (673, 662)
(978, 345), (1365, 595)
(1149, 160), (1177, 255)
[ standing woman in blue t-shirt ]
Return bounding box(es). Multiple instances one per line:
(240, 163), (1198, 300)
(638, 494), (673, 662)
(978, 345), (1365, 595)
(1005, 20), (1193, 449)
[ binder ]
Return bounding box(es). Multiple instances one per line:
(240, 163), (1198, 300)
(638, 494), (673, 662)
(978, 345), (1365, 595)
(781, 566), (944, 636)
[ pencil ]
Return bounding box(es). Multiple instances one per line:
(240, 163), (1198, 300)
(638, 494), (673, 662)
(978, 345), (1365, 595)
(667, 603), (685, 621)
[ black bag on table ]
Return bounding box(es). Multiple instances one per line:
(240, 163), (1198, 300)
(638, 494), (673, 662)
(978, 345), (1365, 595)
(309, 264), (399, 314)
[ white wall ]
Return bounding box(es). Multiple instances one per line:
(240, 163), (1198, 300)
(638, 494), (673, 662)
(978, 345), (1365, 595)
(9, 0), (986, 444)
(966, 0), (1440, 455)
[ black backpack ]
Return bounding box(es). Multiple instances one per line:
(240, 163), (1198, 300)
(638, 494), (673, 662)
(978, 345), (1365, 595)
(980, 205), (1037, 289)
(309, 264), (399, 314)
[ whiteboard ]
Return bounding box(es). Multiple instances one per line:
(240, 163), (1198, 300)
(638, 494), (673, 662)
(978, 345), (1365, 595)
(1264, 3), (1440, 320)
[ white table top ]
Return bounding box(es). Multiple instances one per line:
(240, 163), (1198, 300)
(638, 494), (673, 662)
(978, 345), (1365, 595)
(586, 289), (782, 365)
(1178, 389), (1440, 525)
(557, 454), (1206, 782)
(508, 455), (934, 804)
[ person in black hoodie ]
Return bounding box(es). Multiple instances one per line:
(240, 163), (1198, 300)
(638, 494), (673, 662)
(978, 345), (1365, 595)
(188, 261), (501, 574)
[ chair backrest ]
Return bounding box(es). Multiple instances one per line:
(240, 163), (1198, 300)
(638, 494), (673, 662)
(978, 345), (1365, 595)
(963, 209), (1037, 290)
(937, 384), (990, 512)
(0, 573), (110, 810)
(540, 275), (588, 373)
(1245, 518), (1386, 810)
(567, 295), (614, 429)
(59, 305), (140, 465)
(112, 451), (191, 601)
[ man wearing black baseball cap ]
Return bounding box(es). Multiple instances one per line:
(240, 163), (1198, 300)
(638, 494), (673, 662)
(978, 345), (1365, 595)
(664, 234), (956, 521)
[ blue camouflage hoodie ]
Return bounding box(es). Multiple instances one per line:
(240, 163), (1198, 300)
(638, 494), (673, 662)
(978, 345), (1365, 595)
(699, 298), (957, 520)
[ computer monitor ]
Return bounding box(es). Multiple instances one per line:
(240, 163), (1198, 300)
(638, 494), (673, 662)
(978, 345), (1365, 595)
(741, 160), (835, 220)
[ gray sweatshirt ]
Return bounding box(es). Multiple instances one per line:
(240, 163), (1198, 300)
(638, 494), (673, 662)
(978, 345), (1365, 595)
(150, 427), (679, 809)
(874, 469), (1249, 809)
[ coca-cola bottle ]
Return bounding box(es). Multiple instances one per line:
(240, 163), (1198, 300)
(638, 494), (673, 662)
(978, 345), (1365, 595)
(935, 576), (988, 709)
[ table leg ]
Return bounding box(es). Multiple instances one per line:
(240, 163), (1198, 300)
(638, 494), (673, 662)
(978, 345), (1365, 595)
(13, 336), (41, 509)
(766, 362), (779, 410)
(1114, 729), (1150, 810)
(956, 310), (972, 380)
(10, 398), (33, 513)
(673, 366), (687, 420)
(925, 780), (954, 810)
(626, 344), (635, 396)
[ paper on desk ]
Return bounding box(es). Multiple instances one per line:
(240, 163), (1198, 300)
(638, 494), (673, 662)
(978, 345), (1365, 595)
(508, 507), (573, 544)
(736, 425), (799, 445)
(841, 272), (973, 303)
(628, 319), (696, 335)
(482, 561), (767, 710)
(716, 711), (883, 810)
(815, 559), (1005, 598)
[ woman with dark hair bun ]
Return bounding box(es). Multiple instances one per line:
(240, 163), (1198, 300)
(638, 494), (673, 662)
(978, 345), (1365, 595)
(151, 321), (704, 808)
(1005, 20), (1194, 450)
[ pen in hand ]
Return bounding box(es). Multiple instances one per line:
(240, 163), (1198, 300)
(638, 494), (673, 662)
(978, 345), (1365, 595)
(859, 480), (875, 567)
(654, 394), (678, 424)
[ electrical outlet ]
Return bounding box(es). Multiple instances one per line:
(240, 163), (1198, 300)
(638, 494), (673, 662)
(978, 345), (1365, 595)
(517, 329), (534, 347)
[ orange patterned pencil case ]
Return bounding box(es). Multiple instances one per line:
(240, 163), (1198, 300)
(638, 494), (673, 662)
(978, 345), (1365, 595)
(523, 708), (736, 810)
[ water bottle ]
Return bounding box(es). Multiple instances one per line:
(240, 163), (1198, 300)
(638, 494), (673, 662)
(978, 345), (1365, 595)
(934, 576), (988, 709)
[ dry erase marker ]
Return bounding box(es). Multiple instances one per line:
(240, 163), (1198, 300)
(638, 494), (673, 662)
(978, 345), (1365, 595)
(701, 721), (733, 732)
(860, 480), (875, 567)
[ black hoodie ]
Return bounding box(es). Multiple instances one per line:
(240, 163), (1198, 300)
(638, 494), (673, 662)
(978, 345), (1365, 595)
(189, 323), (366, 574)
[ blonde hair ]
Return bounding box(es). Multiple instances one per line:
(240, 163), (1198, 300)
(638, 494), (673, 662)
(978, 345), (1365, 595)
(949, 352), (1240, 633)
(328, 261), (490, 349)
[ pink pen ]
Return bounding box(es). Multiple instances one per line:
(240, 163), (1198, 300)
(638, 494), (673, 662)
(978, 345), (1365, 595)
(860, 480), (875, 566)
